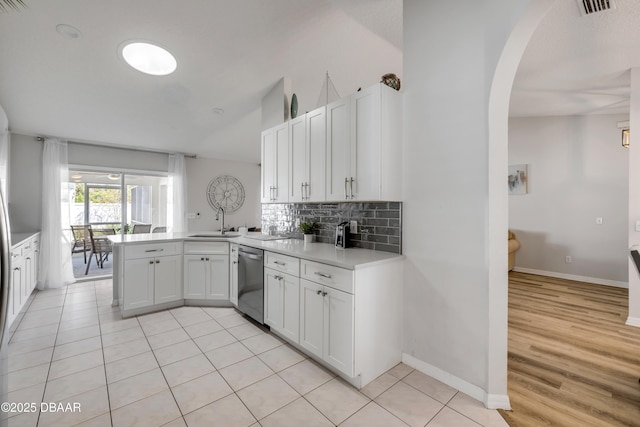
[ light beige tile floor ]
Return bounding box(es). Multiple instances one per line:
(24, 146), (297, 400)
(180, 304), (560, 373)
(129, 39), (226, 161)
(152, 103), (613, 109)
(6, 279), (510, 427)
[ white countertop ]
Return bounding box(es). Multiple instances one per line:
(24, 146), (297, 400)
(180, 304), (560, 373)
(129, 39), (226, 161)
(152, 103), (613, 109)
(12, 231), (39, 247)
(108, 232), (403, 270)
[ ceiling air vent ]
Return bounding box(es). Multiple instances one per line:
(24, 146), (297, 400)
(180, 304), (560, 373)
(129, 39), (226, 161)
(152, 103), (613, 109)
(576, 0), (616, 16)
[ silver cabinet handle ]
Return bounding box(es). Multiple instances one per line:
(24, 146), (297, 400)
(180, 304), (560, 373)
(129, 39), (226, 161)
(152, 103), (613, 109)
(314, 271), (332, 279)
(206, 257), (210, 261)
(201, 257), (205, 261)
(344, 177), (349, 200)
(322, 291), (327, 297)
(155, 260), (160, 264)
(301, 182), (305, 200)
(304, 182), (310, 200)
(316, 289), (322, 295)
(145, 249), (164, 253)
(149, 260), (154, 265)
(274, 261), (286, 266)
(350, 177), (355, 199)
(13, 267), (20, 271)
(232, 261), (238, 265)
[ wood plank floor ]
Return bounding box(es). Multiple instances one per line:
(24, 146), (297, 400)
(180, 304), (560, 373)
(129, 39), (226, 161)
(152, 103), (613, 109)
(499, 272), (640, 427)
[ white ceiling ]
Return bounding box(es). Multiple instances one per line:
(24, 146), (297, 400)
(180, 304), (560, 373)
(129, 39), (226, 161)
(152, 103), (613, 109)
(0, 0), (637, 163)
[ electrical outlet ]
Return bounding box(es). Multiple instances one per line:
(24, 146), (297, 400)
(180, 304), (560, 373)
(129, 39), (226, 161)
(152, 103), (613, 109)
(596, 217), (603, 225)
(186, 213), (196, 219)
(350, 220), (357, 233)
(295, 218), (300, 227)
(565, 256), (572, 263)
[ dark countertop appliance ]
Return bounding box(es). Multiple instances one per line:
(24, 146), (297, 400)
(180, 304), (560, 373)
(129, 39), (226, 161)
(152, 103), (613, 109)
(335, 221), (350, 249)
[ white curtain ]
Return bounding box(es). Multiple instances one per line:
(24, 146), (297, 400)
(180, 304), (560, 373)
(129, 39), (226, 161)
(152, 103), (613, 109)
(168, 153), (187, 233)
(38, 138), (75, 289)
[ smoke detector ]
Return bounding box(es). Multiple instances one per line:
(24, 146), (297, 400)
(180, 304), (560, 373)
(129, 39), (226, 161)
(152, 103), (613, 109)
(576, 0), (616, 16)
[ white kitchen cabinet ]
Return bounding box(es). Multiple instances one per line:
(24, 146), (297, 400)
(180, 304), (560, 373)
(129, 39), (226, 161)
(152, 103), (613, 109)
(261, 122), (289, 203)
(265, 269), (300, 343)
(183, 242), (229, 301)
(325, 97), (350, 201)
(123, 257), (155, 310)
(154, 255), (183, 304)
(7, 233), (40, 327)
(299, 277), (354, 377)
(290, 107), (326, 202)
(121, 242), (183, 314)
(325, 83), (402, 201)
(230, 243), (239, 306)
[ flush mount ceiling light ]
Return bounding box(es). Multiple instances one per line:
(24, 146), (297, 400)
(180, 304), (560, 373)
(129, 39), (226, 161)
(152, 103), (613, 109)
(107, 174), (121, 181)
(119, 41), (177, 76)
(212, 108), (225, 116)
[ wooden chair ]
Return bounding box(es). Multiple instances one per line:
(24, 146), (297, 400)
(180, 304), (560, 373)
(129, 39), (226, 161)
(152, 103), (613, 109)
(85, 228), (115, 275)
(152, 226), (167, 233)
(132, 224), (152, 234)
(70, 225), (91, 263)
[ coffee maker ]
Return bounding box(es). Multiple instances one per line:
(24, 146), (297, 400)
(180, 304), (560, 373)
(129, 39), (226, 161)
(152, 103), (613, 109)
(335, 222), (350, 248)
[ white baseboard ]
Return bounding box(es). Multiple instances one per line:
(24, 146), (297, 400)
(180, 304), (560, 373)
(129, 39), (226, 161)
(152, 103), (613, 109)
(512, 267), (628, 288)
(402, 353), (511, 410)
(626, 316), (640, 327)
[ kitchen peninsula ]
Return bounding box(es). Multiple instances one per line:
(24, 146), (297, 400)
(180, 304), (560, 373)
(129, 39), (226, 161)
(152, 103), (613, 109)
(109, 232), (403, 388)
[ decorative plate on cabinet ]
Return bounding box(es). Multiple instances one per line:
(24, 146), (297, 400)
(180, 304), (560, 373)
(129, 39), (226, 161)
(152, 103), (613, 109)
(207, 175), (245, 213)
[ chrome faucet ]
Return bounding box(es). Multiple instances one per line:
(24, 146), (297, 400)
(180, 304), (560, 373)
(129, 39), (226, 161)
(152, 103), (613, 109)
(215, 206), (225, 235)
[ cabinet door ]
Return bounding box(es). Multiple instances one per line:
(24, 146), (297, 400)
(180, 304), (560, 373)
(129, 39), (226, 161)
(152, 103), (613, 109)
(123, 258), (155, 310)
(9, 258), (22, 324)
(261, 129), (276, 203)
(281, 273), (300, 343)
(230, 247), (239, 306)
(326, 98), (350, 201)
(299, 279), (324, 358)
(264, 269), (283, 331)
(306, 106), (326, 202)
(208, 255), (229, 300)
(23, 253), (33, 302)
(154, 255), (182, 304)
(274, 123), (289, 203)
(289, 115), (307, 202)
(184, 255), (207, 299)
(351, 85), (382, 200)
(324, 287), (355, 377)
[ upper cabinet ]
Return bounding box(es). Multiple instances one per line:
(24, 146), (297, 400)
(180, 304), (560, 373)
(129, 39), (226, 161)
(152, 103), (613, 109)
(289, 106), (326, 203)
(262, 83), (402, 203)
(261, 122), (289, 203)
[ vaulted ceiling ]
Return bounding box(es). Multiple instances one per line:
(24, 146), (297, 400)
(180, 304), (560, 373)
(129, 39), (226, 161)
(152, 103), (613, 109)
(0, 0), (637, 163)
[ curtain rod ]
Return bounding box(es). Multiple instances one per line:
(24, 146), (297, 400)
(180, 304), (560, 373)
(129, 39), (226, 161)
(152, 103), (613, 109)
(34, 136), (197, 159)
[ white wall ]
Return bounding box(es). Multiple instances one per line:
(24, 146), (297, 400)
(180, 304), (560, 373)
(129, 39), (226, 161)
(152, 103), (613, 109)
(261, 77), (292, 131)
(186, 156), (261, 232)
(9, 133), (42, 232)
(509, 115), (628, 285)
(402, 0), (540, 407)
(68, 142), (168, 172)
(628, 68), (640, 326)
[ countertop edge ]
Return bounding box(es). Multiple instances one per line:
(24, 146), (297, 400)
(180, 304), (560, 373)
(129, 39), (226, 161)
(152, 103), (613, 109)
(11, 231), (40, 248)
(108, 233), (404, 269)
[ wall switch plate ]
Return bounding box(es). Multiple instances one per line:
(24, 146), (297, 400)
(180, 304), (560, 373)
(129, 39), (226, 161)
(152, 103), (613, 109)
(596, 217), (603, 225)
(350, 220), (357, 233)
(565, 256), (572, 263)
(186, 213), (196, 219)
(635, 220), (640, 232)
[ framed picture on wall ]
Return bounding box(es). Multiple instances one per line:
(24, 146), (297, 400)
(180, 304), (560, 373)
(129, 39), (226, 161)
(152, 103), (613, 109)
(508, 164), (528, 195)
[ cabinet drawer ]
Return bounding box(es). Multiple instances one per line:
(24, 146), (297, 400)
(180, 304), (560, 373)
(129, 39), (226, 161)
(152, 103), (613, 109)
(300, 260), (354, 294)
(265, 252), (299, 276)
(125, 242), (182, 260)
(183, 242), (229, 255)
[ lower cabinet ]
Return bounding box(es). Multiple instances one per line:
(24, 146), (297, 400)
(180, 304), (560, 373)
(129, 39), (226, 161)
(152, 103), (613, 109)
(123, 254), (182, 311)
(230, 243), (239, 306)
(122, 242), (183, 313)
(299, 278), (354, 377)
(264, 268), (299, 343)
(8, 233), (40, 327)
(184, 255), (229, 300)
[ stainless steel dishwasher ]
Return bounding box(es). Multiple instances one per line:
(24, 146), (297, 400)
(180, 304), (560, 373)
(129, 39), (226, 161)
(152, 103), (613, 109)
(237, 245), (264, 324)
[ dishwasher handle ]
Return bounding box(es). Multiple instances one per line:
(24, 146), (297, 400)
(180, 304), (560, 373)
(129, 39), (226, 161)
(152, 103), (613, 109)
(238, 246), (263, 260)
